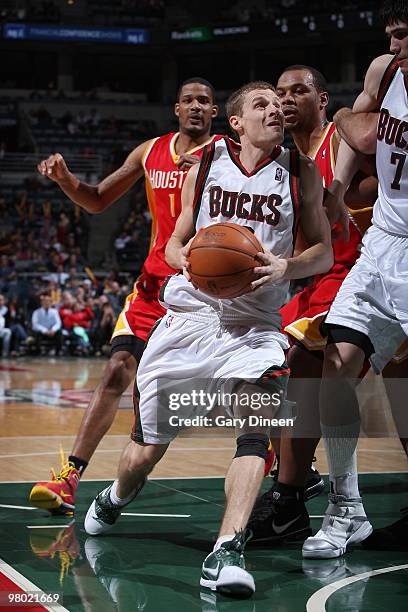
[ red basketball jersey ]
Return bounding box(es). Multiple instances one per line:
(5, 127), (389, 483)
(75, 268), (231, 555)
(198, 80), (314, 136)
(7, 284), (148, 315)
(140, 132), (219, 290)
(311, 122), (363, 270)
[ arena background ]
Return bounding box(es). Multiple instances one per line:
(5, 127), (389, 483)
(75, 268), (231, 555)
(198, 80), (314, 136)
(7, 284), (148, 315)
(0, 1), (407, 611)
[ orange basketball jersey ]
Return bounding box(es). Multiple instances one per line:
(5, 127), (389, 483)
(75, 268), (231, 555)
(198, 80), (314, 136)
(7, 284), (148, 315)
(140, 132), (219, 290)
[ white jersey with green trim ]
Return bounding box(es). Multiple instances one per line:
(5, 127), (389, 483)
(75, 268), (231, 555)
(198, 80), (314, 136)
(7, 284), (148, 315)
(374, 60), (408, 236)
(160, 137), (301, 327)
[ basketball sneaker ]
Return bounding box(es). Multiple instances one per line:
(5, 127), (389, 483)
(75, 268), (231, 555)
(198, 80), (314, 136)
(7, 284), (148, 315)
(29, 521), (80, 585)
(248, 489), (311, 543)
(84, 538), (148, 610)
(84, 480), (146, 536)
(267, 458), (325, 501)
(29, 455), (80, 516)
(200, 531), (255, 598)
(302, 494), (373, 559)
(200, 589), (255, 612)
(362, 507), (408, 550)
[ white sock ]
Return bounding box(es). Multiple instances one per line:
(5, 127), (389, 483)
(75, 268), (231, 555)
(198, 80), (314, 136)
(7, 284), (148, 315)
(213, 535), (235, 551)
(330, 473), (361, 499)
(321, 421), (359, 475)
(321, 421), (360, 499)
(109, 479), (137, 506)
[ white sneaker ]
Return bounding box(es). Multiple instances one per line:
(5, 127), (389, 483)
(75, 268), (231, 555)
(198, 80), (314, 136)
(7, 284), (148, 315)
(84, 485), (122, 536)
(84, 480), (146, 536)
(302, 494), (373, 559)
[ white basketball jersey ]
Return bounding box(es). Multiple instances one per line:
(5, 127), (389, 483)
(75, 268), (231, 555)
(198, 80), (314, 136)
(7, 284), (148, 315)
(161, 137), (301, 327)
(374, 59), (408, 235)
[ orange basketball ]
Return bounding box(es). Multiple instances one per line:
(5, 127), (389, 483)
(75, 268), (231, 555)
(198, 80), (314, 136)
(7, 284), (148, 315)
(188, 223), (263, 299)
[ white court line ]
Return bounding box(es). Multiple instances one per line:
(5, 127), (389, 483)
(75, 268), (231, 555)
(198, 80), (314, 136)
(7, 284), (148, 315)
(0, 504), (37, 511)
(2, 448), (402, 460)
(27, 525), (71, 529)
(306, 564), (408, 611)
(121, 512), (191, 518)
(150, 480), (224, 508)
(0, 556), (69, 611)
(0, 447), (234, 460)
(0, 472), (406, 484)
(0, 435), (128, 440)
(0, 475), (225, 484)
(309, 515), (324, 519)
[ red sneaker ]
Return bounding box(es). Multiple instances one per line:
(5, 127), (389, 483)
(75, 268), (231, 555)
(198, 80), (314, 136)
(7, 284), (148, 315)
(30, 522), (80, 585)
(264, 440), (276, 476)
(30, 461), (80, 516)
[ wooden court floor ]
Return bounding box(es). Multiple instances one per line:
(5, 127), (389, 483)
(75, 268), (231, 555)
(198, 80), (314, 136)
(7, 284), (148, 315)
(0, 357), (407, 611)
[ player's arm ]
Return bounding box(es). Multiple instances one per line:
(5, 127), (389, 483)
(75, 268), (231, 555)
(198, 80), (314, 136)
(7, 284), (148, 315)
(252, 157), (333, 288)
(334, 109), (378, 154)
(165, 164), (198, 274)
(325, 54), (392, 231)
(37, 140), (150, 214)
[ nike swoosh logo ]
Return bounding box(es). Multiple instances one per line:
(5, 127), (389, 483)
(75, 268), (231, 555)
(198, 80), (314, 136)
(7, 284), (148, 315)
(204, 562), (220, 579)
(272, 515), (301, 535)
(60, 491), (71, 499)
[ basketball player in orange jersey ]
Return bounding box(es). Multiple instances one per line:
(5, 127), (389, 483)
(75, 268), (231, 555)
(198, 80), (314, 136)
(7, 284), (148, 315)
(29, 78), (219, 515)
(247, 65), (382, 542)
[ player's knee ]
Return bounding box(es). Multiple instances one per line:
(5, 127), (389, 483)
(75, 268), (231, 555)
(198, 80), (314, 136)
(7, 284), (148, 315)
(127, 443), (162, 472)
(102, 354), (135, 392)
(323, 345), (361, 379)
(234, 433), (270, 461)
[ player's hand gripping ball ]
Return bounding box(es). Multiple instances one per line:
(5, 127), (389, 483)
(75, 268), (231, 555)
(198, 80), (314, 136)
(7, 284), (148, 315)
(187, 223), (263, 298)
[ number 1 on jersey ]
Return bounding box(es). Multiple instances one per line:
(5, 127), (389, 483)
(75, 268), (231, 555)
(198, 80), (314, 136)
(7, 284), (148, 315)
(169, 193), (176, 217)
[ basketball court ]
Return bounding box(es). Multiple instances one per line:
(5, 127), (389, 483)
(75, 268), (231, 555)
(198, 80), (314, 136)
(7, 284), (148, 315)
(0, 358), (407, 611)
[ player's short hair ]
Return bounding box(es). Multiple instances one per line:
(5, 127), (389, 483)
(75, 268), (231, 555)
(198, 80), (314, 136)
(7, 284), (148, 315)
(40, 292), (51, 298)
(382, 0), (408, 26)
(177, 77), (216, 103)
(280, 65), (328, 93)
(226, 81), (275, 118)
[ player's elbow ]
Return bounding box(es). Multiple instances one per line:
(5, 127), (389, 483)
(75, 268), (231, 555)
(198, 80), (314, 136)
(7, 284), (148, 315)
(357, 133), (377, 155)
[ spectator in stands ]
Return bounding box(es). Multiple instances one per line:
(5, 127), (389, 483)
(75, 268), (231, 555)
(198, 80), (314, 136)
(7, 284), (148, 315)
(84, 109), (101, 134)
(114, 230), (132, 252)
(31, 292), (62, 356)
(92, 298), (115, 356)
(0, 255), (13, 293)
(60, 300), (94, 356)
(57, 212), (71, 245)
(0, 309), (11, 358)
(7, 297), (29, 356)
(44, 263), (70, 286)
(0, 294), (7, 319)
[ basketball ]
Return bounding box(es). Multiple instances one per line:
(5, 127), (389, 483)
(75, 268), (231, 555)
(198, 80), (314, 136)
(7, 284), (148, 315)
(187, 223), (263, 299)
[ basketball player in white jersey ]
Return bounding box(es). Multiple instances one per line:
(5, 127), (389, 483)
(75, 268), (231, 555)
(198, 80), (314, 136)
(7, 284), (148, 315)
(303, 0), (408, 559)
(83, 81), (333, 598)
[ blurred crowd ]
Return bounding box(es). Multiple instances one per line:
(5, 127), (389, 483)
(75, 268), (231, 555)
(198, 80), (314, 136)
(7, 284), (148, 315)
(0, 179), (140, 358)
(0, 269), (131, 358)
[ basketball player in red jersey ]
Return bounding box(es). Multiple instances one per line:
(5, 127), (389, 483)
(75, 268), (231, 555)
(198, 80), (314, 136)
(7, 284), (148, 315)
(247, 65), (381, 542)
(29, 78), (219, 515)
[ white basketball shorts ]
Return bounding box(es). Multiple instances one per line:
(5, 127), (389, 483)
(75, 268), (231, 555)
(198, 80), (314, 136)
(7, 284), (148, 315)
(133, 313), (289, 444)
(326, 225), (408, 372)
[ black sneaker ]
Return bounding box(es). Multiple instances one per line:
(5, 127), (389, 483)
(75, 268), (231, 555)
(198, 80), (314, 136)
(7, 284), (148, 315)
(304, 464), (325, 500)
(269, 459), (325, 502)
(362, 507), (408, 550)
(247, 491), (311, 543)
